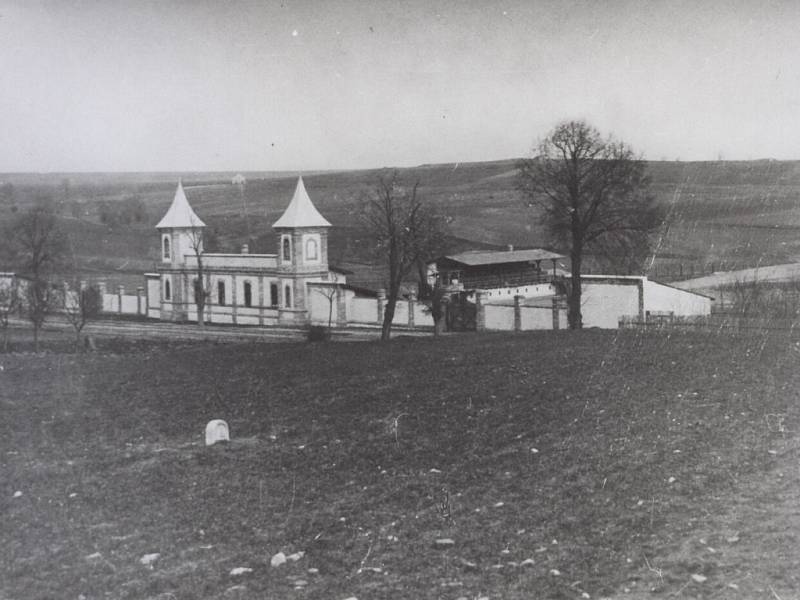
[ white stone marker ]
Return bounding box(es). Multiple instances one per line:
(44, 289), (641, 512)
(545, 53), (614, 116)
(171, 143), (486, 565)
(205, 420), (230, 446)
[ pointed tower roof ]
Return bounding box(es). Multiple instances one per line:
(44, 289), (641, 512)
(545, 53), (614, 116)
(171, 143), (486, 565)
(156, 180), (206, 229)
(272, 177), (331, 228)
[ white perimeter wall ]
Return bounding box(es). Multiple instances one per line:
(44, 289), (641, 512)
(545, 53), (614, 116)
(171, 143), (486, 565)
(581, 282), (640, 328)
(643, 279), (711, 316)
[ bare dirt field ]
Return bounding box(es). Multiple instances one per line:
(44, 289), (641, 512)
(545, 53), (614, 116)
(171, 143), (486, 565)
(3, 329), (799, 599)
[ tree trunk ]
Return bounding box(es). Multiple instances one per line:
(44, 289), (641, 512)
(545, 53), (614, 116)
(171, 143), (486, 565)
(381, 295), (396, 341)
(568, 249), (583, 330)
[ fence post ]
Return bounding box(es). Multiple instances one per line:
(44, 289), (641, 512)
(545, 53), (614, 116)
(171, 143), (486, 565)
(137, 287), (145, 315)
(552, 297), (560, 330)
(475, 291), (486, 331)
(514, 295), (522, 332)
(377, 289), (386, 324)
(407, 292), (416, 328)
(117, 285), (124, 314)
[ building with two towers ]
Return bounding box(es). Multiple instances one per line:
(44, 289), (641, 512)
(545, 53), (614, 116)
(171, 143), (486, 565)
(145, 177), (343, 325)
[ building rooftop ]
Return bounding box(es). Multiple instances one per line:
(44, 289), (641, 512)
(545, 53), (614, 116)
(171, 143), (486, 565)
(156, 180), (206, 229)
(441, 248), (564, 267)
(272, 176), (331, 228)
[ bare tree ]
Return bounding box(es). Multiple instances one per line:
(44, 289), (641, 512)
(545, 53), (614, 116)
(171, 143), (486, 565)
(362, 171), (446, 341)
(186, 220), (208, 327)
(63, 282), (102, 347)
(517, 120), (660, 329)
(312, 271), (341, 333)
(11, 205), (69, 349)
(0, 276), (19, 351)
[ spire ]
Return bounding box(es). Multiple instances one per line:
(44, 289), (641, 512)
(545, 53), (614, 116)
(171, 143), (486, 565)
(272, 176), (331, 228)
(156, 180), (206, 229)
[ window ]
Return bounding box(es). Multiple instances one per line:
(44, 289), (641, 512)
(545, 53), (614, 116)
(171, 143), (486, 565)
(163, 236), (171, 260)
(282, 237), (291, 261)
(284, 284), (292, 308)
(306, 238), (318, 261)
(164, 279), (171, 300)
(217, 281), (226, 306)
(243, 281), (252, 307)
(270, 283), (279, 307)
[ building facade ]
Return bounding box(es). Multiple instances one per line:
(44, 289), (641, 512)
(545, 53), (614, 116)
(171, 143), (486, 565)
(145, 177), (342, 325)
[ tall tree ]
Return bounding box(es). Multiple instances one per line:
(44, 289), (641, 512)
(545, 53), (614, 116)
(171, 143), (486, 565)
(11, 204), (69, 348)
(187, 222), (208, 328)
(517, 120), (660, 329)
(362, 171), (445, 340)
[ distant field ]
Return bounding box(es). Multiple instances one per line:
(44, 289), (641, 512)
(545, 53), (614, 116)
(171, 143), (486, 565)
(2, 159), (800, 285)
(3, 330), (800, 598)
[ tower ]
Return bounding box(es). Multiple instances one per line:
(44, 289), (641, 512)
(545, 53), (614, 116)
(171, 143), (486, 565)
(272, 176), (331, 323)
(155, 180), (206, 320)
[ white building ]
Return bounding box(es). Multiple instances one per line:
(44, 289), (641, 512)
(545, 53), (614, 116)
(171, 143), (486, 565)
(146, 177), (343, 325)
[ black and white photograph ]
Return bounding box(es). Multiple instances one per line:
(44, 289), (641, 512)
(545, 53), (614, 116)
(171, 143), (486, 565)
(2, 1), (799, 598)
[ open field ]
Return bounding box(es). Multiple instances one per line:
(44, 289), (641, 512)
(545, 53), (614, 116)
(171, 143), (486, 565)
(4, 159), (800, 288)
(3, 330), (800, 599)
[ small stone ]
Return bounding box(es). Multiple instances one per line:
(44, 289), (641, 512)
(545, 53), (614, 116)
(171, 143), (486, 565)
(520, 558), (535, 567)
(429, 468), (442, 473)
(727, 583), (739, 590)
(69, 492), (78, 498)
(434, 538), (455, 549)
(85, 552), (102, 560)
(549, 568), (561, 576)
(507, 561), (518, 567)
(491, 564), (504, 569)
(458, 558), (479, 571)
(493, 501), (505, 507)
(691, 574), (707, 583)
(581, 593), (590, 599)
(229, 567), (253, 576)
(531, 447), (539, 453)
(287, 551), (305, 562)
(307, 568), (319, 574)
(270, 552), (287, 567)
(293, 579), (308, 587)
(727, 535), (740, 543)
(139, 553), (160, 565)
(224, 585), (247, 595)
(668, 476), (676, 483)
(500, 548), (510, 555)
(13, 491), (22, 498)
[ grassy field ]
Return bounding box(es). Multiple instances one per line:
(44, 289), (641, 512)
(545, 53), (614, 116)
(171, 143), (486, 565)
(4, 159), (800, 287)
(3, 329), (800, 599)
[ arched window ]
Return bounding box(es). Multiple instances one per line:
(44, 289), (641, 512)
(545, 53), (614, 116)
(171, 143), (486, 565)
(282, 237), (291, 261)
(164, 279), (171, 301)
(163, 236), (171, 260)
(284, 284), (292, 308)
(243, 281), (252, 307)
(217, 281), (226, 306)
(306, 238), (318, 261)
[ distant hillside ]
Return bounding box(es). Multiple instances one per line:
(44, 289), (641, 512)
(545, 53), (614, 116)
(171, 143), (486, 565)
(2, 158), (800, 287)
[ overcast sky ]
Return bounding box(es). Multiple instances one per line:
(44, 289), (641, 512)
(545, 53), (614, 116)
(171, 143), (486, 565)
(1, 0), (798, 172)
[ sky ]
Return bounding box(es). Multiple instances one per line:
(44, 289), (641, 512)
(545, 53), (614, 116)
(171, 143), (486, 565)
(1, 0), (799, 172)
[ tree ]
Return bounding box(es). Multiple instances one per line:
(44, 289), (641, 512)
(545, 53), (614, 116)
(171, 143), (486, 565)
(0, 276), (19, 352)
(362, 171), (446, 340)
(187, 221), (208, 328)
(11, 205), (69, 349)
(517, 120), (660, 329)
(63, 283), (102, 347)
(312, 272), (341, 334)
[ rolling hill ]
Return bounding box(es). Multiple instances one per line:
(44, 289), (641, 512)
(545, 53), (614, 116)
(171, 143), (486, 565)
(2, 159), (800, 289)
